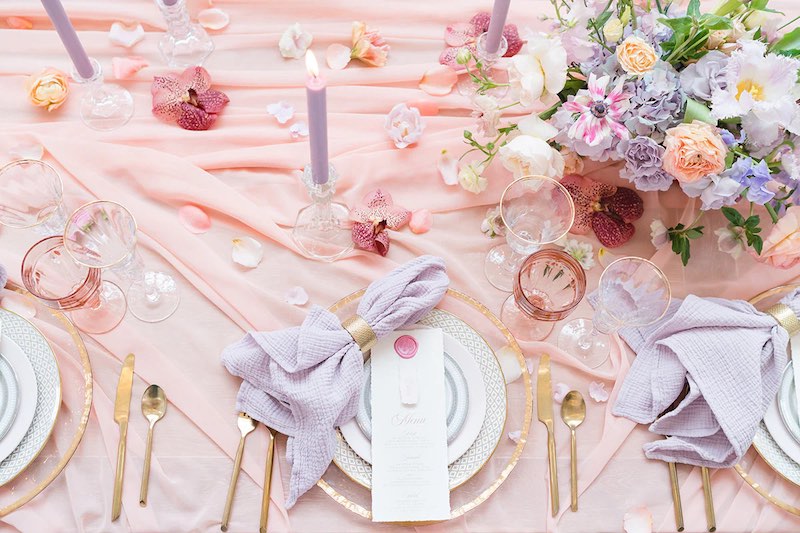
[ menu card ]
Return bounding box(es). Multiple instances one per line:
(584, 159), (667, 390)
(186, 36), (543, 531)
(370, 328), (450, 522)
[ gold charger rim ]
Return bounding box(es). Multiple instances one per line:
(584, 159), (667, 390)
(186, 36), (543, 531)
(317, 287), (532, 522)
(0, 283), (93, 516)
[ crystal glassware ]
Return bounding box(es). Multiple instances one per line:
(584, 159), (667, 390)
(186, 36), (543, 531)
(71, 58), (134, 132)
(457, 32), (509, 98)
(559, 257), (672, 368)
(485, 175), (575, 292)
(501, 249), (586, 342)
(21, 236), (127, 334)
(0, 160), (66, 236)
(63, 201), (180, 323)
(291, 164), (354, 262)
(155, 0), (215, 68)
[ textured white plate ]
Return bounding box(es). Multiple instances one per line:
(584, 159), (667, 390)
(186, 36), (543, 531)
(0, 334), (37, 465)
(0, 355), (20, 440)
(0, 310), (60, 486)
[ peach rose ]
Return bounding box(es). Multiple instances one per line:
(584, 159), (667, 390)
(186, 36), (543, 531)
(25, 68), (69, 111)
(662, 121), (727, 183)
(755, 206), (800, 269)
(616, 36), (658, 75)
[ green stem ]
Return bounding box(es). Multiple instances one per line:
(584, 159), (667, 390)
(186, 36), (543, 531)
(765, 202), (780, 224)
(779, 14), (800, 31)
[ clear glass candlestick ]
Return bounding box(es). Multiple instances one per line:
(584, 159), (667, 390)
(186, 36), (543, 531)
(156, 0), (214, 68)
(292, 164), (353, 262)
(475, 32), (508, 65)
(457, 33), (509, 98)
(71, 58), (134, 132)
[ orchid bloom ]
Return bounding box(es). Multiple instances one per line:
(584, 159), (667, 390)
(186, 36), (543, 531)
(350, 189), (410, 256)
(151, 66), (229, 130)
(563, 73), (630, 147)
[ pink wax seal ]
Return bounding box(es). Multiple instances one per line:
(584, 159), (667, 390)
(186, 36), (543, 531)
(394, 335), (418, 359)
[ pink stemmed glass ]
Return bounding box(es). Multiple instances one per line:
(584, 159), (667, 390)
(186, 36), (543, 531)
(559, 257), (671, 368)
(63, 201), (180, 323)
(501, 249), (587, 342)
(0, 160), (66, 235)
(21, 236), (126, 334)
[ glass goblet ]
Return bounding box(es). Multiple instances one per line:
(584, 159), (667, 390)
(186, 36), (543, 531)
(558, 257), (671, 369)
(501, 249), (586, 342)
(485, 175), (575, 292)
(21, 236), (126, 334)
(0, 160), (66, 235)
(63, 201), (180, 323)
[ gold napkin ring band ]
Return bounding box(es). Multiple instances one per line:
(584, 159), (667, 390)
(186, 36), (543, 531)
(766, 304), (800, 336)
(341, 315), (377, 352)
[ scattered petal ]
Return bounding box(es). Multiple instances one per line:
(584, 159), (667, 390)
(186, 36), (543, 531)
(597, 247), (619, 268)
(284, 286), (309, 306)
(526, 359), (534, 374)
(438, 151), (459, 186)
(507, 430), (522, 444)
(589, 381), (610, 403)
(178, 205), (211, 234)
(553, 383), (571, 404)
(289, 121), (309, 139)
(6, 17), (32, 30)
(623, 507), (653, 533)
(326, 43), (352, 70)
(8, 143), (44, 160)
(267, 101), (295, 124)
(497, 345), (523, 384)
(419, 65), (458, 96)
(0, 293), (36, 319)
(407, 99), (439, 116)
(198, 8), (229, 30)
(444, 22), (475, 47)
(112, 56), (148, 79)
(232, 237), (263, 268)
(109, 22), (145, 48)
(409, 209), (432, 234)
(279, 23), (313, 59)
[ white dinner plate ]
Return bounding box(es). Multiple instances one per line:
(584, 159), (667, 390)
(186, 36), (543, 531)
(0, 354), (20, 440)
(778, 362), (800, 445)
(0, 333), (38, 465)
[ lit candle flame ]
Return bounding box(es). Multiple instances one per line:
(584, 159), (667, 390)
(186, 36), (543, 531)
(305, 50), (319, 78)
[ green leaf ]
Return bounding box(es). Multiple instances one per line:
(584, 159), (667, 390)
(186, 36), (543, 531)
(594, 11), (613, 29)
(774, 28), (800, 53)
(700, 14), (733, 30)
(681, 243), (691, 266)
(685, 228), (704, 239)
(684, 98), (717, 126)
(744, 215), (761, 228)
(660, 16), (693, 33)
(721, 206), (745, 226)
(671, 234), (684, 255)
(687, 0), (701, 18)
(712, 0), (742, 17)
(751, 235), (764, 255)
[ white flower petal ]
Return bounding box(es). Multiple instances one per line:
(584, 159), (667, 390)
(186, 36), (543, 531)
(109, 22), (144, 48)
(623, 507), (653, 533)
(289, 121), (309, 139)
(198, 8), (229, 30)
(497, 345), (523, 384)
(284, 286), (309, 306)
(231, 237), (263, 268)
(437, 152), (459, 186)
(279, 23), (313, 59)
(267, 101), (295, 125)
(326, 43), (352, 70)
(589, 381), (609, 403)
(507, 430), (522, 444)
(553, 382), (571, 404)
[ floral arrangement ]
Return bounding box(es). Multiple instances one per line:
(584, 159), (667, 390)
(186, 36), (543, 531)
(461, 0), (800, 266)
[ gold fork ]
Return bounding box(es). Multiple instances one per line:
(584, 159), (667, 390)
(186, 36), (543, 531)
(221, 413), (257, 532)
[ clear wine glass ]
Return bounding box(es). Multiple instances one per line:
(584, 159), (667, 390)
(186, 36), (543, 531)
(485, 175), (575, 292)
(63, 201), (180, 323)
(0, 160), (66, 235)
(501, 249), (586, 342)
(558, 257), (671, 368)
(21, 236), (127, 334)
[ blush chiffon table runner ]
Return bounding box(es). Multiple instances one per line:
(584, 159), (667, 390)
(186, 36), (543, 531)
(1, 0), (800, 531)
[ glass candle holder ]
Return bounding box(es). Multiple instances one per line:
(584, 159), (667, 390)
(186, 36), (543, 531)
(0, 160), (66, 236)
(71, 57), (134, 132)
(156, 0), (214, 68)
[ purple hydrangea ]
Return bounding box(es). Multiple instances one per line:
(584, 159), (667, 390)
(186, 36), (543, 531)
(619, 136), (675, 192)
(679, 51), (728, 102)
(623, 64), (685, 142)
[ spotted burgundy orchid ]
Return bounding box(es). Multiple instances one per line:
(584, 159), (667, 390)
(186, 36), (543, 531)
(151, 66), (229, 131)
(350, 189), (410, 256)
(561, 174), (644, 248)
(440, 12), (523, 67)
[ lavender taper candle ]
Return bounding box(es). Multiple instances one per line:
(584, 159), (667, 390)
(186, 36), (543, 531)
(41, 0), (95, 79)
(162, 0), (178, 6)
(485, 0), (511, 54)
(305, 51), (329, 185)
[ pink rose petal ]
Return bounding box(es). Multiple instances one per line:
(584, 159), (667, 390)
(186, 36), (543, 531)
(198, 8), (229, 30)
(326, 43), (352, 70)
(0, 293), (37, 319)
(232, 237), (263, 268)
(444, 22), (474, 47)
(407, 99), (439, 116)
(112, 56), (148, 79)
(7, 17), (33, 30)
(178, 205), (211, 234)
(553, 383), (571, 404)
(589, 381), (610, 403)
(284, 286), (309, 306)
(409, 209), (432, 234)
(623, 507), (653, 533)
(419, 65), (458, 96)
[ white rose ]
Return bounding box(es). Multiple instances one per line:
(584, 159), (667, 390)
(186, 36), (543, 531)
(603, 17), (624, 43)
(499, 135), (565, 179)
(458, 162), (488, 194)
(649, 220), (669, 248)
(508, 33), (568, 107)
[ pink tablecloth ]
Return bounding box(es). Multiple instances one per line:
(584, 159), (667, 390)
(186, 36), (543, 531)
(1, 0), (800, 531)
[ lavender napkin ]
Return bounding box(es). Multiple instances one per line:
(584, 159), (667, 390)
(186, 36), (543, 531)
(221, 255), (449, 507)
(613, 289), (800, 468)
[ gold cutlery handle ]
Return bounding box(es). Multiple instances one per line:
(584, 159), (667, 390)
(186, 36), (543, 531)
(570, 428), (577, 512)
(547, 428), (559, 516)
(139, 423), (155, 507)
(701, 467), (716, 532)
(112, 421), (128, 521)
(221, 436), (246, 532)
(260, 431), (276, 533)
(668, 462), (684, 532)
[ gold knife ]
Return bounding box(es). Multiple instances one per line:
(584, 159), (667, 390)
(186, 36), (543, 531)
(112, 354), (135, 521)
(537, 354), (559, 517)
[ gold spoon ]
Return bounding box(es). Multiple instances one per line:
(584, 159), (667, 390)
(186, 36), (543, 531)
(139, 384), (167, 507)
(221, 413), (257, 532)
(561, 390), (586, 512)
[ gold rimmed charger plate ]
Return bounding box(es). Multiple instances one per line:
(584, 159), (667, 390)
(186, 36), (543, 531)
(317, 288), (532, 522)
(734, 283), (800, 515)
(0, 283), (92, 516)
